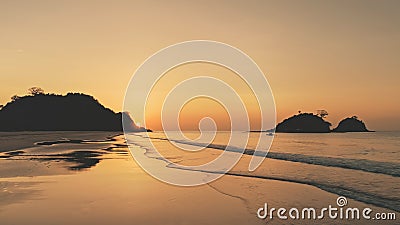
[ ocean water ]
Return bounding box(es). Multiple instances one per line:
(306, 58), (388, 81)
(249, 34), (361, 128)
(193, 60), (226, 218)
(0, 131), (397, 224)
(126, 131), (400, 212)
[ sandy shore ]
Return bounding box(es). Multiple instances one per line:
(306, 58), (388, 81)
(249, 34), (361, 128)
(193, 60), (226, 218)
(0, 132), (397, 225)
(0, 131), (120, 153)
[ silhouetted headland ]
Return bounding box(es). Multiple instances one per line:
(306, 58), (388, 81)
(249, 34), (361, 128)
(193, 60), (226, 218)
(332, 116), (371, 132)
(0, 90), (151, 132)
(276, 113), (332, 133)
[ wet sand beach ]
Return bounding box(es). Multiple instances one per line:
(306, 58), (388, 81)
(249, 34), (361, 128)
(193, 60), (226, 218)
(0, 132), (397, 225)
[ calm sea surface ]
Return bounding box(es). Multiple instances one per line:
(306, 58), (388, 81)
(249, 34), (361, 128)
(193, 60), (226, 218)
(127, 131), (400, 211)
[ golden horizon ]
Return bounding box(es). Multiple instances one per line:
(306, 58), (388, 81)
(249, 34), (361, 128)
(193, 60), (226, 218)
(1, 0), (399, 131)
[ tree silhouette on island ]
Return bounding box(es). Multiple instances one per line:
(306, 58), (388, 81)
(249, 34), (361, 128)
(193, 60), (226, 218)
(0, 88), (151, 132)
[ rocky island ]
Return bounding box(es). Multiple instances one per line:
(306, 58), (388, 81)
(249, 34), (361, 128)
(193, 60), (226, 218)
(332, 116), (371, 132)
(275, 113), (332, 133)
(275, 111), (371, 133)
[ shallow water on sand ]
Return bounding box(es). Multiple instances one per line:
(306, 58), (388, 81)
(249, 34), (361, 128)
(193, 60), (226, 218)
(0, 132), (398, 224)
(127, 131), (400, 212)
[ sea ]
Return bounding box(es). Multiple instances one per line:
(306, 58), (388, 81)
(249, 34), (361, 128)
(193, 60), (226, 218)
(125, 131), (400, 212)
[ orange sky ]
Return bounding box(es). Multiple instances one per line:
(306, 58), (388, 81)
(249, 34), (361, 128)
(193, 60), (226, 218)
(1, 0), (399, 131)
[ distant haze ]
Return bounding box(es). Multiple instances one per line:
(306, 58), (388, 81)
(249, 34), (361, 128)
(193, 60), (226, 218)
(1, 0), (399, 131)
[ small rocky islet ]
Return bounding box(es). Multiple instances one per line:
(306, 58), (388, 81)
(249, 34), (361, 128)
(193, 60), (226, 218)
(275, 112), (371, 133)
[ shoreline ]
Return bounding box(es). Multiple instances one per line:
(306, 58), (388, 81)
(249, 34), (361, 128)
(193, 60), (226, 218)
(0, 132), (398, 224)
(0, 131), (122, 153)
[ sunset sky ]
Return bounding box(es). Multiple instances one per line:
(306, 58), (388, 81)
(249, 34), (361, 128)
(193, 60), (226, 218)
(1, 0), (399, 131)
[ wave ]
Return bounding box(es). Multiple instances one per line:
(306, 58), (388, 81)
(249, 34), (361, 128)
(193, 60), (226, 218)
(127, 134), (400, 212)
(163, 138), (400, 178)
(166, 164), (400, 212)
(132, 134), (400, 177)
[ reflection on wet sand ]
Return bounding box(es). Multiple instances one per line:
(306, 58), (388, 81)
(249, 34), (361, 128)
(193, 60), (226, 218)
(0, 135), (127, 171)
(0, 132), (125, 210)
(0, 181), (43, 210)
(0, 132), (397, 225)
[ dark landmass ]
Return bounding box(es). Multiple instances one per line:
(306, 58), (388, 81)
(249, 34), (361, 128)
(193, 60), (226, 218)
(275, 113), (332, 133)
(332, 116), (371, 132)
(272, 112), (371, 133)
(0, 93), (150, 132)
